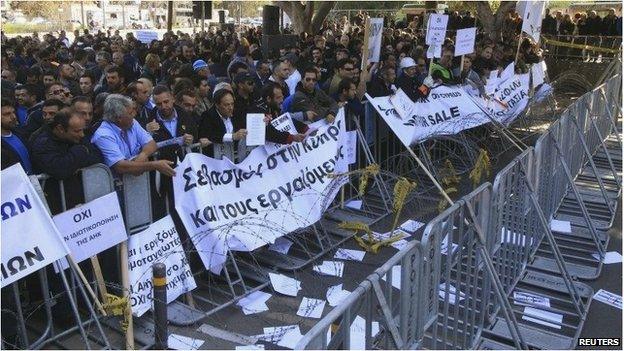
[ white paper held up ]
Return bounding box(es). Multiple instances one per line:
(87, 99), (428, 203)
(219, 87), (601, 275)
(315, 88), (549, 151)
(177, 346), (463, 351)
(246, 113), (267, 146)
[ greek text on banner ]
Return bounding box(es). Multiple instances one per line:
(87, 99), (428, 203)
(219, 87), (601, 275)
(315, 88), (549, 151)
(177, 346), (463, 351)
(173, 110), (350, 274)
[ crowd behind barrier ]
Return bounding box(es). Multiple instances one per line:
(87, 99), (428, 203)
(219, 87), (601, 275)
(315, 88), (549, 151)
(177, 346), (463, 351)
(0, 4), (622, 349)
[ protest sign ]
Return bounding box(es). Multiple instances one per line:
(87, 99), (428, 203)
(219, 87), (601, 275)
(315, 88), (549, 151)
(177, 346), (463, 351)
(366, 85), (489, 146)
(246, 114), (266, 146)
(389, 89), (414, 120)
(531, 62), (546, 88)
(521, 0), (545, 42)
(483, 73), (530, 126)
(366, 18), (384, 63)
(345, 131), (358, 165)
(173, 110), (350, 274)
(53, 192), (126, 270)
(1, 164), (69, 287)
(455, 27), (477, 56)
(426, 14), (449, 46)
(136, 30), (159, 44)
(127, 215), (197, 317)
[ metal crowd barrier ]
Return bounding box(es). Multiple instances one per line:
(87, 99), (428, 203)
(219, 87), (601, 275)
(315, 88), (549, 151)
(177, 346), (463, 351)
(295, 184), (525, 349)
(542, 34), (622, 60)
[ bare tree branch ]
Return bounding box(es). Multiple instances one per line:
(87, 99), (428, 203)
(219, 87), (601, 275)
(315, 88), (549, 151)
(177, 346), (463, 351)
(310, 1), (336, 34)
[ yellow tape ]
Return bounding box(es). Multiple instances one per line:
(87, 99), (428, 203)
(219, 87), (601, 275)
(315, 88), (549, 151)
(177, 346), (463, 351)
(542, 37), (621, 54)
(153, 277), (167, 286)
(103, 293), (128, 316)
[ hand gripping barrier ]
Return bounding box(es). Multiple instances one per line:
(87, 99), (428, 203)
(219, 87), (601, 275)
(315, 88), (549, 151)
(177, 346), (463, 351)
(295, 184), (526, 350)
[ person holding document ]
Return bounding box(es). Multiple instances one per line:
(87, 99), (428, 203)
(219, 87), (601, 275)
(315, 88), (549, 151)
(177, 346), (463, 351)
(248, 81), (310, 145)
(198, 89), (247, 158)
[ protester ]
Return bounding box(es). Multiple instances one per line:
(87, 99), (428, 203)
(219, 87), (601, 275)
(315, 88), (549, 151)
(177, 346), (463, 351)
(291, 66), (338, 123)
(198, 89), (246, 158)
(1, 98), (31, 172)
(91, 94), (176, 177)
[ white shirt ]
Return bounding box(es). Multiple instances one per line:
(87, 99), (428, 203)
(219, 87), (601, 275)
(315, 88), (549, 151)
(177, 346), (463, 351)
(217, 109), (234, 142)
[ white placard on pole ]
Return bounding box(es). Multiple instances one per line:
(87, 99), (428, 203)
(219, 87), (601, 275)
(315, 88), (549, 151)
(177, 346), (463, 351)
(426, 14), (449, 46)
(454, 27), (477, 56)
(53, 192), (127, 270)
(366, 18), (384, 63)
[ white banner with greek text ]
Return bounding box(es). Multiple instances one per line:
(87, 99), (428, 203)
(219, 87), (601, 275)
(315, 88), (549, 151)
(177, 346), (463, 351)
(53, 192), (126, 270)
(1, 165), (69, 287)
(173, 110), (349, 274)
(127, 215), (197, 317)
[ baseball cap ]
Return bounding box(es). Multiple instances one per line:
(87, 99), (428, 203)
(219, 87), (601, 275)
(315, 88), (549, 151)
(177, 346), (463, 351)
(400, 57), (417, 69)
(193, 59), (208, 71)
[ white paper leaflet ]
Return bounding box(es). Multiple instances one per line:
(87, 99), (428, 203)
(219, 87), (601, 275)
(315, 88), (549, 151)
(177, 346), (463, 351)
(1, 164), (69, 288)
(52, 192), (126, 271)
(593, 289), (622, 310)
(174, 111), (349, 274)
(313, 261), (344, 277)
(236, 290), (272, 315)
(268, 237), (293, 255)
(334, 248), (365, 261)
(254, 325), (303, 349)
(326, 283), (352, 307)
(550, 219), (572, 233)
(236, 345), (265, 350)
(349, 316), (380, 350)
(438, 283), (466, 305)
(399, 219), (425, 233)
(268, 273), (301, 297)
(522, 306), (563, 329)
(513, 291), (550, 308)
(127, 215), (197, 317)
(296, 297), (326, 319)
(592, 251), (622, 264)
(382, 265), (402, 289)
(167, 334), (205, 350)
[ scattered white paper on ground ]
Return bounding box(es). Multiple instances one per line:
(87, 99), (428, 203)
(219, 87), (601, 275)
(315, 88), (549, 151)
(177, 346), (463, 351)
(400, 219), (425, 232)
(522, 307), (563, 329)
(390, 239), (410, 251)
(255, 325), (299, 345)
(269, 273), (302, 297)
(438, 283), (466, 305)
(550, 219), (571, 234)
(592, 251), (622, 264)
(313, 261), (344, 277)
(237, 291), (272, 315)
(350, 315), (380, 350)
(268, 237), (293, 255)
(334, 248), (366, 261)
(372, 230), (407, 241)
(277, 326), (304, 349)
(382, 265), (401, 289)
(167, 334), (205, 350)
(296, 297), (326, 319)
(326, 284), (352, 307)
(345, 200), (363, 210)
(236, 345), (265, 350)
(513, 291), (550, 308)
(441, 235), (458, 256)
(593, 289), (622, 310)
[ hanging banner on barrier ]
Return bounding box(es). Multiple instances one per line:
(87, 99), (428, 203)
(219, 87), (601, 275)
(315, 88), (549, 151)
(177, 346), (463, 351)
(53, 192), (126, 270)
(1, 164), (69, 288)
(173, 110), (349, 274)
(366, 85), (489, 146)
(127, 215), (197, 317)
(479, 73), (531, 126)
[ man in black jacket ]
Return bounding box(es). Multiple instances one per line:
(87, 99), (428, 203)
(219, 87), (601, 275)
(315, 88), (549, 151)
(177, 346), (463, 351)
(249, 82), (308, 145)
(367, 65), (397, 98)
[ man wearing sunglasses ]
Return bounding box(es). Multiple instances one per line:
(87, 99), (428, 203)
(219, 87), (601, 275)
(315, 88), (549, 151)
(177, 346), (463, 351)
(232, 72), (260, 122)
(291, 66), (339, 124)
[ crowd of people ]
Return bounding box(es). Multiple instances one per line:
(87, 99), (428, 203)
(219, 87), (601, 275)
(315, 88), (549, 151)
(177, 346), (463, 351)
(0, 6), (614, 205)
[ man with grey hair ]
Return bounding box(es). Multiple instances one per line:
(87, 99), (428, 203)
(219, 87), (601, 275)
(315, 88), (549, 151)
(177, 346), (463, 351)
(91, 94), (175, 177)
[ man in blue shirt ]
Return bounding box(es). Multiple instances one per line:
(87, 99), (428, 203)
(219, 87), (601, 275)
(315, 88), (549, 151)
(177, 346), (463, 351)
(14, 84), (39, 127)
(91, 94), (175, 177)
(1, 98), (32, 173)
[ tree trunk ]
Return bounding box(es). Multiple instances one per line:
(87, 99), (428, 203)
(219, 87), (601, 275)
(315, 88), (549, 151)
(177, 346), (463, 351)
(274, 1), (336, 34)
(475, 1), (516, 41)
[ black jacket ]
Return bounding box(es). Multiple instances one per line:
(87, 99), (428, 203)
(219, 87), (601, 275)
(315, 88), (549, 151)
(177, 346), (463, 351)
(367, 75), (395, 98)
(198, 106), (245, 157)
(396, 73), (427, 101)
(147, 105), (198, 162)
(30, 127), (103, 180)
